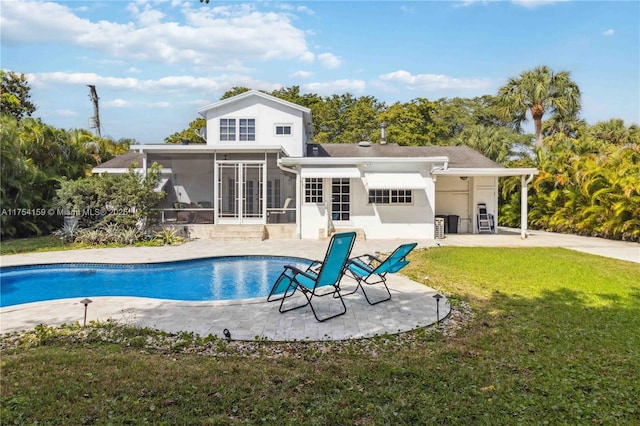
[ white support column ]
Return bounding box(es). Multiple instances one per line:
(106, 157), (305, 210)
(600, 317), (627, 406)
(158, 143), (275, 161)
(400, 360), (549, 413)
(520, 175), (528, 239)
(295, 173), (302, 239)
(213, 153), (218, 224)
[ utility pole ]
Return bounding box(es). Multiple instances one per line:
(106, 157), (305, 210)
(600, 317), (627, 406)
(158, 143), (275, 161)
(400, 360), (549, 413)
(87, 85), (101, 137)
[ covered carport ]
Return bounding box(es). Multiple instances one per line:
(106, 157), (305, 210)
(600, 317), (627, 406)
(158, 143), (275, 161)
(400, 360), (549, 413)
(432, 167), (538, 239)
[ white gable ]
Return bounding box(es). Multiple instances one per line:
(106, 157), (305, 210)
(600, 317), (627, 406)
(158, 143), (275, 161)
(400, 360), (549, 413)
(197, 90), (312, 157)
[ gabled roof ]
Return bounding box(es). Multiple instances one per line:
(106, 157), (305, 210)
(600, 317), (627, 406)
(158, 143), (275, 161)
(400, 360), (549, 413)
(197, 89), (312, 117)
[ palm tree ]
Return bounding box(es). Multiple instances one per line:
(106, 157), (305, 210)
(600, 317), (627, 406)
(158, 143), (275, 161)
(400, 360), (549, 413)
(589, 119), (640, 146)
(496, 65), (582, 149)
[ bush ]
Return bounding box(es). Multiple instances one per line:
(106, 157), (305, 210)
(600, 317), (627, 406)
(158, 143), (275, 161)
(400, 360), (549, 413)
(53, 164), (165, 245)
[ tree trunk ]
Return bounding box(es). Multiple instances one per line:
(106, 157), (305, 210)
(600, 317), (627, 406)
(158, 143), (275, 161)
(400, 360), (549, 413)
(531, 104), (545, 149)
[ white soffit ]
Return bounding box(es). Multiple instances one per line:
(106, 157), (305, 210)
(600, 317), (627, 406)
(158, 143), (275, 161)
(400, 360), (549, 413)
(363, 173), (428, 190)
(300, 167), (361, 179)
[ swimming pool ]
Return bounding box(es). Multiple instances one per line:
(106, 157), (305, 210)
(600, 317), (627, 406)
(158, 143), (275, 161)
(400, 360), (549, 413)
(0, 256), (312, 307)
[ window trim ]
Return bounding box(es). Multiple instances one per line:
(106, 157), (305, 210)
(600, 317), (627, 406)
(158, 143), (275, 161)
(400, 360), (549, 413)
(367, 189), (413, 205)
(274, 124), (292, 136)
(331, 178), (350, 221)
(219, 117), (255, 142)
(304, 178), (324, 204)
(219, 118), (236, 142)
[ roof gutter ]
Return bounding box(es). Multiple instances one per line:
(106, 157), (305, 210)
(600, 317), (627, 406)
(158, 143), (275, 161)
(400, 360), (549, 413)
(432, 167), (539, 177)
(279, 156), (450, 166)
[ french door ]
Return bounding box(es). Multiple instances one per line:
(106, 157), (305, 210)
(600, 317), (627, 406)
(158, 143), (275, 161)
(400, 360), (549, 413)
(217, 162), (264, 224)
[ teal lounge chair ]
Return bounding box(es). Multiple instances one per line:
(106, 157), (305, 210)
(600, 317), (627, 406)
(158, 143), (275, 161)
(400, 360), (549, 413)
(344, 242), (418, 305)
(267, 232), (356, 322)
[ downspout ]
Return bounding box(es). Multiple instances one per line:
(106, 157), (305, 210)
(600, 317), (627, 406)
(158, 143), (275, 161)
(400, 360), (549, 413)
(277, 154), (302, 239)
(520, 174), (535, 239)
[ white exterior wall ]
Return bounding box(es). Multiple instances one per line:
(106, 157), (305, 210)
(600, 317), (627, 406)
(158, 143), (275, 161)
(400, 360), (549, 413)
(201, 97), (305, 157)
(300, 201), (327, 239)
(299, 163), (436, 240)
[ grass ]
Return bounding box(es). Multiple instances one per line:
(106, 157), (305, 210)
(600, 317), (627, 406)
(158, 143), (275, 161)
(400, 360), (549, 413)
(2, 247), (639, 424)
(0, 235), (71, 255)
(0, 234), (171, 255)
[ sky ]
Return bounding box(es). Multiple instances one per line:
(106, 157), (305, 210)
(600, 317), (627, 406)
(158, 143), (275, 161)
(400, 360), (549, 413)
(1, 0), (639, 143)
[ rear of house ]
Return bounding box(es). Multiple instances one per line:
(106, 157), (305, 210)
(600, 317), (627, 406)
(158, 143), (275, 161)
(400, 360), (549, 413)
(94, 90), (537, 240)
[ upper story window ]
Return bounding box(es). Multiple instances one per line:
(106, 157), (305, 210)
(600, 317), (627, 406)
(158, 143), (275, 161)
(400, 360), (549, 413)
(220, 119), (236, 141)
(275, 124), (292, 136)
(239, 119), (255, 141)
(220, 118), (255, 141)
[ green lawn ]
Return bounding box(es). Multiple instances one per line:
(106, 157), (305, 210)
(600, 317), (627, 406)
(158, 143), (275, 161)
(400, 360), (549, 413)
(1, 247), (639, 424)
(0, 235), (71, 255)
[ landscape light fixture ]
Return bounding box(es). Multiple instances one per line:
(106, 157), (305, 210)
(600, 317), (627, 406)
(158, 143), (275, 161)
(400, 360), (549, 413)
(80, 298), (93, 326)
(223, 328), (231, 341)
(432, 293), (443, 326)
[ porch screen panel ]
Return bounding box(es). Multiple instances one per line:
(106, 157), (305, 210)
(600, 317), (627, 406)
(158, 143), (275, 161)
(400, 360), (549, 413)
(243, 163), (263, 218)
(218, 164), (239, 218)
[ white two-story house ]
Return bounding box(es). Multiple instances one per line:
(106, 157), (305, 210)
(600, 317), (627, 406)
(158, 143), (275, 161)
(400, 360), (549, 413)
(94, 90), (538, 240)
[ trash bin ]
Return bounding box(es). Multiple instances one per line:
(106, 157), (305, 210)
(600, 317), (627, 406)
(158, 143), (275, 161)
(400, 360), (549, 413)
(436, 215), (448, 234)
(447, 215), (459, 234)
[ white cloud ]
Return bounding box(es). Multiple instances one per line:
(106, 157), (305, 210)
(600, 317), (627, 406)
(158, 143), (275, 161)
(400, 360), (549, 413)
(104, 99), (132, 108)
(317, 53), (343, 69)
(377, 70), (491, 91)
(302, 79), (366, 95)
(1, 1), (317, 66)
(27, 71), (282, 97)
(291, 70), (314, 78)
(457, 0), (562, 7)
(454, 0), (489, 8)
(602, 29), (615, 36)
(511, 0), (565, 9)
(127, 67), (142, 74)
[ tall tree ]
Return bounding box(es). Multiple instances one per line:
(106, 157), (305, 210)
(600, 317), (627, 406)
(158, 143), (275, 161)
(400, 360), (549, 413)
(496, 65), (581, 149)
(269, 86), (323, 110)
(1, 70), (36, 121)
(589, 119), (640, 146)
(165, 118), (207, 144)
(453, 125), (532, 164)
(312, 93), (384, 144)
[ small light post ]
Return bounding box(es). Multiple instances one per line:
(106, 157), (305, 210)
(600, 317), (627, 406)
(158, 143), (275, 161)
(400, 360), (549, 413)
(432, 293), (443, 327)
(223, 328), (231, 341)
(80, 298), (93, 326)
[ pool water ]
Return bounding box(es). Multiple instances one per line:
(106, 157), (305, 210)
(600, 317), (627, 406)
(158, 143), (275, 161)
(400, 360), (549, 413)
(0, 256), (312, 307)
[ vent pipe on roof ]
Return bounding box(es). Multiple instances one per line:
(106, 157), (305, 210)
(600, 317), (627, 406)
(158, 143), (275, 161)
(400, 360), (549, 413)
(380, 122), (387, 145)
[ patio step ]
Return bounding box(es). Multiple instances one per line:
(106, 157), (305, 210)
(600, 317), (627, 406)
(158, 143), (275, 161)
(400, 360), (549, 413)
(208, 225), (266, 241)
